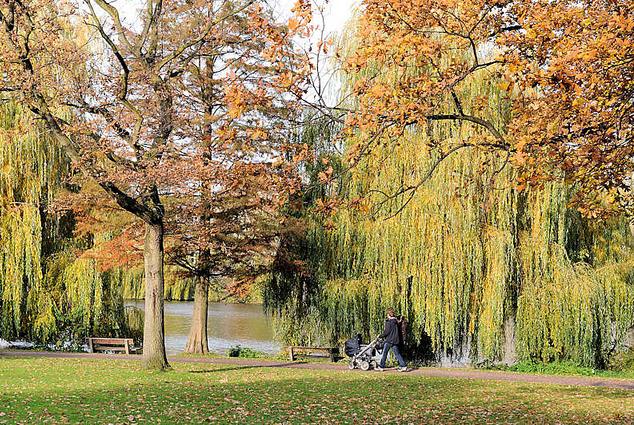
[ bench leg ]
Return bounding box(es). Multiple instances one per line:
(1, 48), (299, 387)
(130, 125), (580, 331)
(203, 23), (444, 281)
(88, 339), (94, 353)
(289, 347), (294, 361)
(125, 340), (130, 355)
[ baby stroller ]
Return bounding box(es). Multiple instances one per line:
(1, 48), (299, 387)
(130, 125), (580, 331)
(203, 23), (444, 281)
(344, 334), (384, 371)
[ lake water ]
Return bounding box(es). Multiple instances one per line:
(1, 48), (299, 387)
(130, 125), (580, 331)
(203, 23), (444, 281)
(126, 301), (280, 356)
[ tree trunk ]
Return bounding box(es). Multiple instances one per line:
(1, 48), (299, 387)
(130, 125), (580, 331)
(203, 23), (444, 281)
(185, 276), (209, 354)
(143, 221), (169, 370)
(630, 172), (634, 238)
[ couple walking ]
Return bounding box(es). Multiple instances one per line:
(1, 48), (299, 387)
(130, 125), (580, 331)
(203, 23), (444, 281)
(376, 308), (408, 372)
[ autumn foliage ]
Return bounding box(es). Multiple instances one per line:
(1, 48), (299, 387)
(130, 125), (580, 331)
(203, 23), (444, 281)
(344, 0), (633, 219)
(0, 0), (311, 368)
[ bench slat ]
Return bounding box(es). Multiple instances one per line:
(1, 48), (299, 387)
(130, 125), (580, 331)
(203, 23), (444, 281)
(289, 346), (334, 351)
(88, 338), (133, 344)
(93, 346), (127, 351)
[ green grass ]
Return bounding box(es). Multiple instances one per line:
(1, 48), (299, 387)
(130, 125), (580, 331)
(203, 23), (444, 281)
(488, 360), (634, 380)
(0, 357), (632, 424)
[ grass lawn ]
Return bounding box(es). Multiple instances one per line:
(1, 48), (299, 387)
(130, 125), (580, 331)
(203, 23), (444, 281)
(0, 357), (632, 424)
(487, 360), (634, 380)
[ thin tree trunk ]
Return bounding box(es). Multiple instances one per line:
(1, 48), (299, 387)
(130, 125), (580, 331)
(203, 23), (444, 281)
(630, 172), (634, 238)
(143, 221), (169, 370)
(185, 276), (209, 354)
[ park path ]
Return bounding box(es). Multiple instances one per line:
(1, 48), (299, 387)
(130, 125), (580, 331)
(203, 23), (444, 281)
(2, 349), (634, 391)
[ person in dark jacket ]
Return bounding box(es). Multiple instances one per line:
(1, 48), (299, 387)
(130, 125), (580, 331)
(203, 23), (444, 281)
(376, 308), (407, 371)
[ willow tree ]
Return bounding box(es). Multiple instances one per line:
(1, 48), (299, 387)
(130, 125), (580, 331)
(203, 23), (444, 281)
(266, 13), (634, 367)
(268, 87), (634, 366)
(0, 0), (309, 369)
(0, 102), (63, 341)
(0, 102), (137, 345)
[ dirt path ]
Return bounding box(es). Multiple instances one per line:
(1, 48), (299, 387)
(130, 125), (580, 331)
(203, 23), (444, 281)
(2, 349), (633, 391)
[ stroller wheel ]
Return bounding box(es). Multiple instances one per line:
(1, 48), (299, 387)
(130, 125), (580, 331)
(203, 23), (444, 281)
(370, 360), (377, 370)
(360, 360), (370, 371)
(348, 360), (356, 370)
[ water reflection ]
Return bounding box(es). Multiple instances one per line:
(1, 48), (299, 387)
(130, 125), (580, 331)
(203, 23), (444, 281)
(126, 301), (279, 355)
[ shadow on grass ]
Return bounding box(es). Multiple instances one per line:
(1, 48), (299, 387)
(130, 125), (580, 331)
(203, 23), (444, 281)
(188, 362), (305, 374)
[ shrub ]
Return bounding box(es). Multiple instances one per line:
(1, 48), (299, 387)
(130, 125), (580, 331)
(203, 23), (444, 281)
(227, 345), (264, 358)
(608, 349), (634, 372)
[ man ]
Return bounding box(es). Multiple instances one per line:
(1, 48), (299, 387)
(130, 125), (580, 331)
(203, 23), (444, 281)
(376, 308), (408, 372)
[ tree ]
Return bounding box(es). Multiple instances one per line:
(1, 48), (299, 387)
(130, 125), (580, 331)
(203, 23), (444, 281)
(265, 15), (634, 367)
(0, 0), (308, 369)
(168, 165), (285, 353)
(163, 1), (308, 354)
(340, 0), (632, 222)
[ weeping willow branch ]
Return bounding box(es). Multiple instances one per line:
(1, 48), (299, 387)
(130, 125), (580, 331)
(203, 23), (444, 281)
(370, 142), (473, 220)
(425, 114), (509, 148)
(0, 102), (140, 344)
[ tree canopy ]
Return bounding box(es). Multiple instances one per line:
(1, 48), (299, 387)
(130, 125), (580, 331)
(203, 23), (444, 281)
(342, 0), (632, 219)
(0, 0), (309, 369)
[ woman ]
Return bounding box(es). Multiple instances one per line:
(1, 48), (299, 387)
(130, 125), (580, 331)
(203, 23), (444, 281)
(376, 308), (408, 372)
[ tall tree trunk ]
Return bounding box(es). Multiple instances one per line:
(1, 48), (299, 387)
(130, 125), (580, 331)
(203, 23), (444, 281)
(185, 276), (209, 354)
(630, 172), (634, 238)
(143, 221), (169, 370)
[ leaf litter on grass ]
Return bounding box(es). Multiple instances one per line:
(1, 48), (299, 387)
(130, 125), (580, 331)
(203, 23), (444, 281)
(0, 357), (632, 424)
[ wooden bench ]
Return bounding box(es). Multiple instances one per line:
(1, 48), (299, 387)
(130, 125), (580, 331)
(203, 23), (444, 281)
(288, 346), (339, 362)
(87, 338), (136, 355)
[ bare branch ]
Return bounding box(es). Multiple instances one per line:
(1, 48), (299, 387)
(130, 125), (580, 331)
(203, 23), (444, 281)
(90, 0), (136, 54)
(136, 0), (159, 56)
(156, 0), (255, 74)
(426, 113), (509, 148)
(84, 1), (130, 102)
(372, 143), (472, 220)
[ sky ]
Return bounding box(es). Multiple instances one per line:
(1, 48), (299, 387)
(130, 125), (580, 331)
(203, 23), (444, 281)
(114, 1), (359, 37)
(275, 0), (359, 35)
(110, 0), (359, 101)
(274, 0), (360, 102)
